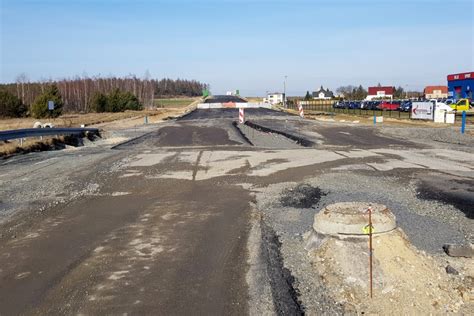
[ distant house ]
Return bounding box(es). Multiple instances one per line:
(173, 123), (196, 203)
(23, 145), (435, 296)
(226, 90), (240, 96)
(366, 86), (395, 100)
(424, 86), (448, 99)
(312, 86), (334, 100)
(263, 92), (284, 105)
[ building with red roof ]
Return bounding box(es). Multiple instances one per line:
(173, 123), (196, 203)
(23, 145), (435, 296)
(366, 86), (395, 100)
(424, 86), (448, 99)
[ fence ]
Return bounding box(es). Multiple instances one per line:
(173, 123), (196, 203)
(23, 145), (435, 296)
(288, 101), (474, 124)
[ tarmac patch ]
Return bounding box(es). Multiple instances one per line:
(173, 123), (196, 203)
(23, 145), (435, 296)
(417, 177), (474, 219)
(280, 184), (325, 209)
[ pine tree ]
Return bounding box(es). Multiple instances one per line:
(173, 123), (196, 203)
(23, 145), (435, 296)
(31, 84), (63, 118)
(90, 92), (108, 112)
(0, 90), (26, 117)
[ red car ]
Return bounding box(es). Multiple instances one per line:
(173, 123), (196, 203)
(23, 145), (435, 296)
(377, 101), (400, 111)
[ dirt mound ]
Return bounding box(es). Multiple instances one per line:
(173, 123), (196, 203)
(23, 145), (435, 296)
(280, 184), (325, 208)
(306, 229), (470, 314)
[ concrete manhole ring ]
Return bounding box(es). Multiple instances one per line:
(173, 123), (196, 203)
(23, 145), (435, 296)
(313, 202), (396, 236)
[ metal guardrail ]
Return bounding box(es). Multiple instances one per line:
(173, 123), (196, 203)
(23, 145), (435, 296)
(0, 128), (100, 141)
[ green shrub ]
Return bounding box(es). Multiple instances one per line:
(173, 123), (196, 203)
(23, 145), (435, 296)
(0, 90), (27, 118)
(90, 92), (108, 112)
(122, 91), (142, 111)
(31, 85), (64, 118)
(105, 89), (142, 112)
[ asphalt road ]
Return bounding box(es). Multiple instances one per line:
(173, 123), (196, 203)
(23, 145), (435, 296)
(179, 108), (293, 120)
(0, 108), (472, 314)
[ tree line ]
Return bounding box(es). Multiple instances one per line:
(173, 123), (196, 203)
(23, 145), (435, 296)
(0, 74), (209, 117)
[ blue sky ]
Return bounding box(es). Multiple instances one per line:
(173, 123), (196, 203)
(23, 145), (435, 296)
(1, 0), (473, 95)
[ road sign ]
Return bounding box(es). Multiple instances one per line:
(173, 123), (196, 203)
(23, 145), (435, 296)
(411, 101), (433, 120)
(48, 101), (55, 110)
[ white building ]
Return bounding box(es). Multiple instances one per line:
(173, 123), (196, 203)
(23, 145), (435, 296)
(312, 86), (334, 100)
(263, 92), (285, 105)
(424, 86), (448, 99)
(366, 86), (395, 100)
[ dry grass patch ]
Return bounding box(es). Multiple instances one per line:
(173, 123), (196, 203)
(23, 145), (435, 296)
(153, 98), (198, 108)
(0, 136), (75, 158)
(245, 97), (264, 103)
(0, 110), (174, 131)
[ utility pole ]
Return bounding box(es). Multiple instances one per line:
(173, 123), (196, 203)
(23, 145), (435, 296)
(283, 75), (288, 108)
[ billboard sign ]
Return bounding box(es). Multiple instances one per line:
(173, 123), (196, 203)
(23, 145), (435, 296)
(411, 101), (433, 120)
(447, 72), (474, 81)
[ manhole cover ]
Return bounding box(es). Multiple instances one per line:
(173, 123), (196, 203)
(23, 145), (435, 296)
(313, 202), (396, 236)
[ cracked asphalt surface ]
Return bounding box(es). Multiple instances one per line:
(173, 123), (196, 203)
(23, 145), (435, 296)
(0, 108), (473, 314)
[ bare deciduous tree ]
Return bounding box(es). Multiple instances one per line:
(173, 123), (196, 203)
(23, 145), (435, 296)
(1, 74), (208, 113)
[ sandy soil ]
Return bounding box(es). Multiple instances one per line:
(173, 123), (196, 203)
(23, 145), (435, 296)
(308, 229), (471, 314)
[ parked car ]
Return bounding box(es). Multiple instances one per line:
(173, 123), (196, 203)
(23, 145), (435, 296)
(377, 101), (400, 111)
(429, 100), (453, 112)
(400, 100), (412, 112)
(450, 99), (471, 112)
(369, 101), (381, 110)
(333, 101), (348, 109)
(333, 101), (341, 108)
(348, 101), (361, 109)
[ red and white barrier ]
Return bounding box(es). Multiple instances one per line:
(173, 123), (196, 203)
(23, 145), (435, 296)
(298, 104), (305, 118)
(239, 108), (245, 123)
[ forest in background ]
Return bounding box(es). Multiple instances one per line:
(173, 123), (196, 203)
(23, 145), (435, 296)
(0, 74), (209, 115)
